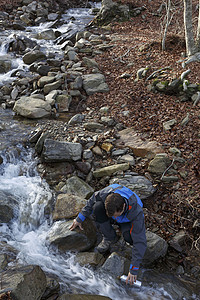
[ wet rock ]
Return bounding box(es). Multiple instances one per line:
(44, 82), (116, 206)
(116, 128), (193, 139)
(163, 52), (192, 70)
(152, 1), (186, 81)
(1, 265), (47, 300)
(58, 294), (111, 300)
(47, 219), (96, 252)
(101, 252), (127, 277)
(23, 50), (47, 65)
(75, 252), (105, 267)
(42, 139), (82, 162)
(52, 193), (87, 221)
(142, 269), (197, 300)
(0, 191), (18, 223)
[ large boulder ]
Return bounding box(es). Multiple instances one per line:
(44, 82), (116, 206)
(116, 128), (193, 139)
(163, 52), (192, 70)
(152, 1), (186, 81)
(13, 96), (51, 119)
(142, 231), (168, 266)
(0, 265), (47, 300)
(116, 128), (164, 159)
(52, 193), (87, 221)
(41, 139), (82, 162)
(60, 176), (94, 199)
(110, 175), (156, 199)
(82, 74), (109, 95)
(47, 219), (97, 252)
(23, 50), (47, 65)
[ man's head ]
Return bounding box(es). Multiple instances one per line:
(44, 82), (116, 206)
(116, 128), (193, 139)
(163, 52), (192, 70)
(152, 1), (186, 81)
(105, 193), (125, 217)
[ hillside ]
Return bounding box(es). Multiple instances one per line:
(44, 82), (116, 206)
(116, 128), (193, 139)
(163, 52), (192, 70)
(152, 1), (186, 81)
(85, 0), (200, 272)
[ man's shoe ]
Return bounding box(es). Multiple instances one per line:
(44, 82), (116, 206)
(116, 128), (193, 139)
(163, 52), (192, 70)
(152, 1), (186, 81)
(94, 237), (111, 253)
(94, 236), (119, 254)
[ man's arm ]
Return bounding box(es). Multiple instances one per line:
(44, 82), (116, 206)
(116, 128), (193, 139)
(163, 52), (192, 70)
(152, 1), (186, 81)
(70, 191), (101, 230)
(129, 212), (147, 279)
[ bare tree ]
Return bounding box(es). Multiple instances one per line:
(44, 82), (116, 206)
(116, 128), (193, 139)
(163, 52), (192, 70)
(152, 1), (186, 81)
(184, 0), (196, 55)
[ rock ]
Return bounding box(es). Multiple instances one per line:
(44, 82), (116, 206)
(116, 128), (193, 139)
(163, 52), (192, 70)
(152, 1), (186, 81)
(142, 231), (168, 266)
(13, 96), (51, 119)
(52, 193), (87, 221)
(82, 57), (99, 68)
(0, 56), (12, 73)
(56, 94), (72, 112)
(180, 112), (190, 126)
(169, 230), (188, 252)
(118, 154), (135, 166)
(58, 295), (111, 300)
(0, 191), (18, 223)
(37, 29), (56, 40)
(42, 139), (82, 162)
(75, 252), (105, 267)
(101, 142), (114, 152)
(38, 76), (55, 88)
(84, 122), (104, 132)
(116, 128), (164, 158)
(110, 175), (156, 199)
(82, 74), (109, 95)
(44, 80), (62, 94)
(68, 114), (85, 125)
(148, 153), (171, 175)
(142, 269), (197, 300)
(101, 252), (126, 277)
(47, 219), (96, 252)
(23, 50), (46, 65)
(92, 146), (103, 156)
(1, 265), (47, 300)
(169, 147), (181, 157)
(93, 163), (130, 178)
(60, 176), (94, 199)
(163, 119), (177, 131)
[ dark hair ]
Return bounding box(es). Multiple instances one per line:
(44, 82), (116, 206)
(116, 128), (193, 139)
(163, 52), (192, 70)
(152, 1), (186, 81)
(105, 193), (125, 217)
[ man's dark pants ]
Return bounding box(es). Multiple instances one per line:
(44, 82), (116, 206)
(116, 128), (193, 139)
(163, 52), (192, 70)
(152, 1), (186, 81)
(92, 201), (133, 244)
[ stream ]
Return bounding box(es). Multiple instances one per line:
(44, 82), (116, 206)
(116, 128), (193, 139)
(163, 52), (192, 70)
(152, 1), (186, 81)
(0, 3), (192, 300)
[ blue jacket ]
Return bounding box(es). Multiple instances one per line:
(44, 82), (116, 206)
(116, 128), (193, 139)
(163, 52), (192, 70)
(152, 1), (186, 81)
(76, 184), (147, 276)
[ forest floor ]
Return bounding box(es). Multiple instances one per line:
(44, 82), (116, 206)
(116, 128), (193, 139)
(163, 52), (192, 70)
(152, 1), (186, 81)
(85, 0), (200, 274)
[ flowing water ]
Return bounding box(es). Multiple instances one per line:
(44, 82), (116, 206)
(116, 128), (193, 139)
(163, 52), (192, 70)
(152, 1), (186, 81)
(0, 3), (182, 299)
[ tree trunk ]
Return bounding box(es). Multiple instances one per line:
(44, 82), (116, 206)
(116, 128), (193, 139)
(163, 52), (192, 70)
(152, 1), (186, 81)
(196, 0), (200, 50)
(184, 0), (196, 55)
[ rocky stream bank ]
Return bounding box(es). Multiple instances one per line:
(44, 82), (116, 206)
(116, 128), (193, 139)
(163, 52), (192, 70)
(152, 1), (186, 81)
(0, 0), (200, 300)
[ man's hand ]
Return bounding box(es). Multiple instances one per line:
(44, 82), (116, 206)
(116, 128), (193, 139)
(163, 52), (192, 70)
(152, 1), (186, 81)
(126, 272), (137, 285)
(69, 219), (83, 231)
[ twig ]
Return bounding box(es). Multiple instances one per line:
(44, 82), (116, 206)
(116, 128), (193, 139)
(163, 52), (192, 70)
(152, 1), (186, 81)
(161, 157), (175, 180)
(163, 211), (194, 222)
(192, 236), (200, 251)
(146, 66), (171, 80)
(113, 45), (138, 62)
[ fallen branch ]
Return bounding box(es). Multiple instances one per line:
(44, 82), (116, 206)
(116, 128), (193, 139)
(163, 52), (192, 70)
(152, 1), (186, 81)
(146, 66), (171, 80)
(161, 157), (175, 180)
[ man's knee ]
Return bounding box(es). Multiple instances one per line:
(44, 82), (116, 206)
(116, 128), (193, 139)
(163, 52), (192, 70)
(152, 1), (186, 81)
(93, 201), (109, 223)
(123, 231), (133, 245)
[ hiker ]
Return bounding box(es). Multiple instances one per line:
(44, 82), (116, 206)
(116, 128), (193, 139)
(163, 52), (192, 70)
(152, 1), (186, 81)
(70, 184), (147, 285)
